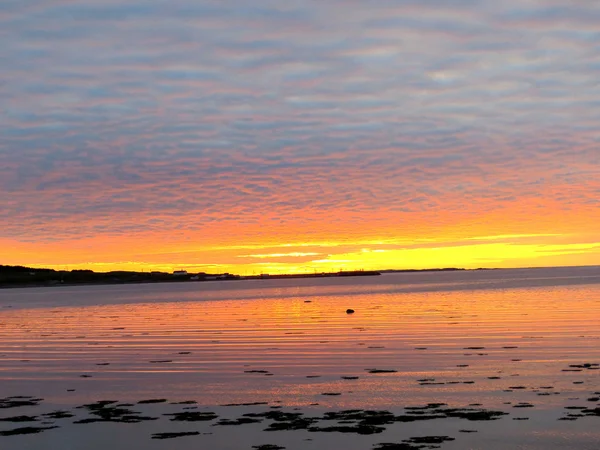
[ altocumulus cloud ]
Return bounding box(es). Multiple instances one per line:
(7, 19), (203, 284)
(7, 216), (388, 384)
(0, 0), (599, 247)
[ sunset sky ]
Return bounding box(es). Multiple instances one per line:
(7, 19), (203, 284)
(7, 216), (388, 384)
(2, 0), (599, 274)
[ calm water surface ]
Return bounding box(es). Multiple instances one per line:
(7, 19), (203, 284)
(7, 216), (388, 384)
(0, 267), (599, 449)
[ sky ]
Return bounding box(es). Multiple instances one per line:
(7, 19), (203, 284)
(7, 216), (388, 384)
(1, 0), (600, 274)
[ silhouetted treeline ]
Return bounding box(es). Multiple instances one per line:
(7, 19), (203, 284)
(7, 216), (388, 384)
(0, 265), (56, 273)
(0, 265), (238, 288)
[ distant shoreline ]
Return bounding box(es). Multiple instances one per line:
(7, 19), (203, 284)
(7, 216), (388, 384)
(0, 266), (462, 290)
(1, 265), (597, 290)
(0, 267), (379, 289)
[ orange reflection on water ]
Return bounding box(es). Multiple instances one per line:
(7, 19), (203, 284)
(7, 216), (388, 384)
(0, 270), (599, 411)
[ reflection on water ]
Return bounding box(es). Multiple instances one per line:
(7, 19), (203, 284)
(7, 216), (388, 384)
(0, 268), (599, 449)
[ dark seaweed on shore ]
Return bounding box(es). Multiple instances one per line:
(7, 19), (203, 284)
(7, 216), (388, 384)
(151, 431), (200, 439)
(73, 401), (158, 424)
(0, 426), (58, 436)
(0, 397), (43, 409)
(165, 411), (218, 422)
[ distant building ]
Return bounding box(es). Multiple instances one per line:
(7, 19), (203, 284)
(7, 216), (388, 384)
(173, 270), (188, 276)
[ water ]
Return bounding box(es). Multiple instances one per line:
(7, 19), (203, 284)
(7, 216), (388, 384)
(0, 267), (599, 449)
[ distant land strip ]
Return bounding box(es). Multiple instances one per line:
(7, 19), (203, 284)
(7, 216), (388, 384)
(0, 265), (475, 289)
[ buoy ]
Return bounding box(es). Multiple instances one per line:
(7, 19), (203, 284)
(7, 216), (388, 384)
(346, 309), (355, 314)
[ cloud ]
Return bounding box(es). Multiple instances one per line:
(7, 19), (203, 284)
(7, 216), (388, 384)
(238, 252), (321, 259)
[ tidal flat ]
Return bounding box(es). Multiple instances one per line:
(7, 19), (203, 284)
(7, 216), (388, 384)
(0, 267), (599, 449)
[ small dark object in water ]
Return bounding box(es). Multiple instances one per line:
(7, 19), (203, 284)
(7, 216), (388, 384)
(569, 363), (599, 369)
(252, 445), (286, 450)
(346, 309), (355, 314)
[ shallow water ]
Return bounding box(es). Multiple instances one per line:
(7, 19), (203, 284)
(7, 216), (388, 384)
(0, 267), (599, 449)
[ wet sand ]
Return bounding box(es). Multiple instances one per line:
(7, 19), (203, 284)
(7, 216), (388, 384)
(0, 269), (599, 449)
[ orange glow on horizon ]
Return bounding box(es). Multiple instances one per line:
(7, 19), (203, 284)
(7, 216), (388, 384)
(3, 232), (600, 275)
(3, 191), (600, 274)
